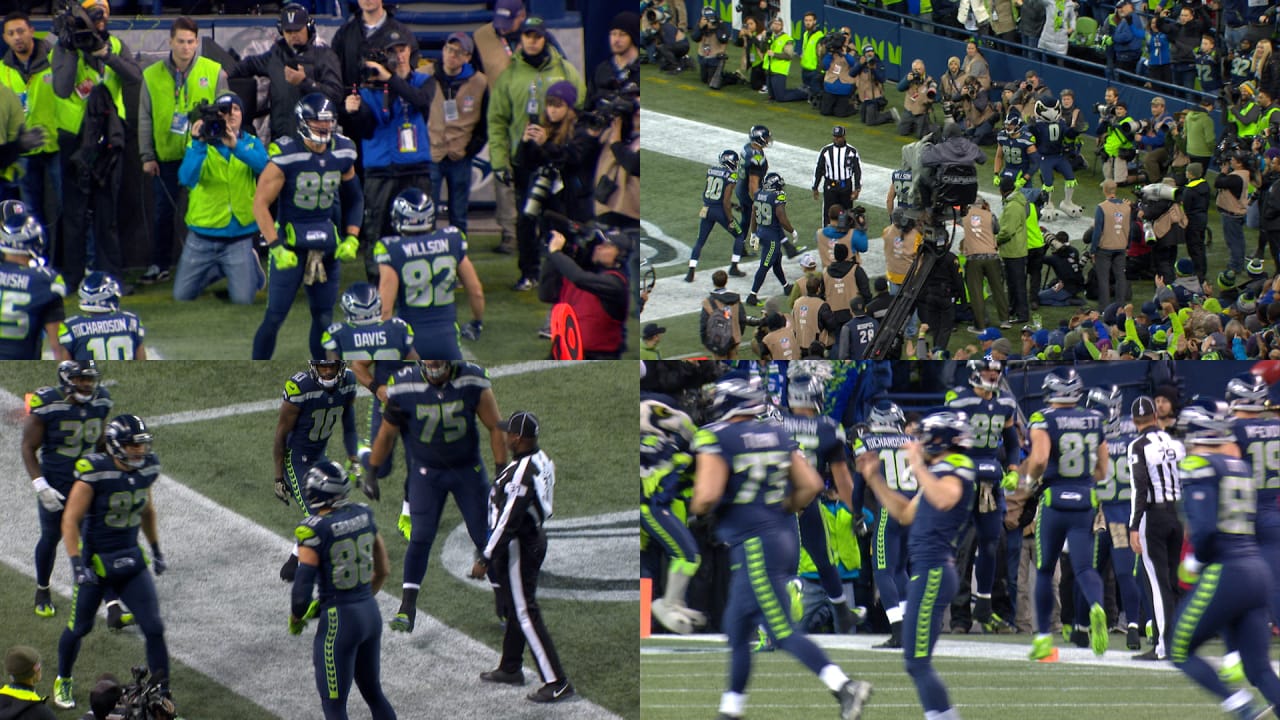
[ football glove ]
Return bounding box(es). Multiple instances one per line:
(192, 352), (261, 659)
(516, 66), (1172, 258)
(993, 174), (1001, 187)
(270, 244), (298, 270)
(1001, 470), (1020, 491)
(1178, 556), (1203, 585)
(361, 473), (381, 502)
(151, 545), (166, 577)
(71, 556), (96, 586)
(460, 320), (483, 341)
(789, 228), (799, 243)
(288, 599), (320, 635)
(729, 220), (742, 235)
(336, 235), (359, 262)
(274, 477), (291, 505)
(398, 513), (412, 541)
(468, 557), (488, 580)
(747, 233), (761, 253)
(1015, 173), (1027, 189)
(33, 477), (65, 512)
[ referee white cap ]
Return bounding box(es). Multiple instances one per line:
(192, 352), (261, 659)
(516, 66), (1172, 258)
(500, 410), (540, 438)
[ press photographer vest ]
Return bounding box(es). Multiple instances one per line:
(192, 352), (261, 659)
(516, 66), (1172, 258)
(815, 227), (853, 267)
(594, 119), (638, 220)
(800, 29), (825, 71)
(1216, 169), (1251, 215)
(960, 205), (997, 255)
(55, 36), (125, 132)
(763, 325), (798, 359)
(142, 55), (222, 162)
(904, 74), (933, 116)
(883, 227), (920, 284)
(473, 24), (515, 88)
(429, 69), (488, 162)
(823, 266), (860, 315)
(699, 27), (730, 58)
(0, 59), (58, 155)
(767, 33), (793, 76)
(824, 54), (855, 87)
(1095, 199), (1131, 250)
(853, 65), (881, 101)
(797, 500), (861, 576)
(184, 138), (258, 232)
(792, 296), (830, 350)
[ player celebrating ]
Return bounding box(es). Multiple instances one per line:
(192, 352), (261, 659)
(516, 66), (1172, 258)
(690, 376), (871, 720)
(1226, 374), (1280, 629)
(992, 112), (1039, 191)
(856, 410), (976, 720)
(252, 93), (363, 360)
(374, 189), (484, 360)
(1021, 368), (1110, 660)
(274, 360), (360, 581)
(944, 359), (1020, 633)
(57, 272), (147, 360)
(744, 172), (796, 308)
(54, 416), (169, 710)
(687, 149), (746, 282)
(1031, 97), (1082, 218)
(289, 461), (396, 720)
(362, 360), (505, 633)
(0, 202), (66, 359)
(1170, 400), (1280, 720)
(735, 124), (772, 253)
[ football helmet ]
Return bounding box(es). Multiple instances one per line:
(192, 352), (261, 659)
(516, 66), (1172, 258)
(918, 410), (972, 456)
(1003, 112), (1023, 134)
(1226, 373), (1269, 412)
(1042, 368), (1084, 405)
(309, 360), (346, 389)
(1086, 385), (1124, 425)
(0, 204), (44, 259)
(719, 149), (740, 173)
(390, 187), (435, 234)
(868, 399), (905, 432)
(79, 272), (121, 314)
(1175, 397), (1234, 445)
(762, 172), (784, 192)
(421, 360), (457, 385)
(303, 460), (351, 510)
(640, 394), (696, 448)
(709, 376), (767, 423)
(295, 93), (336, 144)
(340, 282), (382, 325)
(749, 124), (772, 146)
(57, 360), (100, 403)
(968, 359), (1003, 392)
(105, 415), (153, 470)
(1034, 97), (1061, 122)
(787, 374), (824, 412)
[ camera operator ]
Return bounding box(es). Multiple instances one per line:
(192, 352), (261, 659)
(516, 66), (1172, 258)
(1182, 161), (1211, 280)
(823, 241), (866, 334)
(1137, 97), (1173, 185)
(1087, 180), (1132, 308)
(1010, 71), (1052, 120)
(644, 6), (689, 74)
(817, 30), (854, 118)
(590, 11), (640, 104)
(1136, 177), (1186, 282)
(955, 78), (997, 145)
(343, 31), (433, 284)
(1038, 231), (1088, 305)
(895, 59), (939, 139)
(172, 92), (267, 304)
(692, 6), (734, 88)
(763, 16), (808, 102)
(915, 227), (966, 351)
(51, 0), (140, 292)
(1100, 100), (1139, 183)
(1215, 150), (1252, 272)
(538, 228), (628, 358)
(883, 209), (924, 337)
(960, 198), (1011, 330)
(1225, 81), (1261, 141)
(331, 0), (418, 112)
(813, 125), (861, 220)
(227, 4), (342, 143)
(735, 16), (769, 92)
(850, 43), (894, 126)
(817, 205), (870, 282)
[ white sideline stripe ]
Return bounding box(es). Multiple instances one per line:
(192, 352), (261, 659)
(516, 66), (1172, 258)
(0, 372), (619, 720)
(639, 109), (1094, 322)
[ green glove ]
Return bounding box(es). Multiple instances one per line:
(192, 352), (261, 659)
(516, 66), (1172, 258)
(1001, 470), (1019, 491)
(398, 513), (412, 541)
(993, 174), (1001, 187)
(1177, 558), (1201, 585)
(270, 244), (298, 270)
(1014, 173), (1027, 189)
(336, 235), (359, 262)
(288, 600), (319, 635)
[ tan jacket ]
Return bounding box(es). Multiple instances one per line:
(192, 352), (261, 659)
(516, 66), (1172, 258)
(1216, 169), (1251, 215)
(884, 227), (921, 284)
(815, 227), (854, 268)
(792, 296), (831, 350)
(960, 205), (998, 255)
(473, 23), (515, 90)
(1096, 199), (1131, 250)
(428, 70), (488, 162)
(594, 119), (638, 220)
(823, 266), (860, 315)
(763, 326), (798, 360)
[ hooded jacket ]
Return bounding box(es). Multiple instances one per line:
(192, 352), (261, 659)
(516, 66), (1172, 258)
(0, 685), (55, 720)
(488, 47), (586, 172)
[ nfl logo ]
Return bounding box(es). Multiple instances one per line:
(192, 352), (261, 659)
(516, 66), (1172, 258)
(199, 77), (209, 87)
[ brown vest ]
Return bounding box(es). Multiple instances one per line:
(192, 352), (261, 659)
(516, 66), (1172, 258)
(702, 295), (743, 346)
(763, 326), (798, 360)
(960, 205), (997, 255)
(429, 70), (489, 162)
(1096, 199), (1132, 250)
(884, 228), (920, 284)
(473, 24), (514, 90)
(815, 228), (853, 268)
(1216, 169), (1251, 215)
(1152, 202), (1188, 237)
(824, 54), (856, 86)
(823, 267), (859, 315)
(699, 30), (730, 58)
(903, 74), (933, 116)
(594, 120), (639, 220)
(792, 296), (831, 350)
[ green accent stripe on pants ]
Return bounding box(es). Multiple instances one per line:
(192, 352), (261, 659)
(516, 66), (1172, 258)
(1170, 563), (1221, 664)
(875, 508), (889, 571)
(640, 504), (688, 562)
(324, 606), (339, 698)
(915, 567), (943, 658)
(744, 536), (791, 640)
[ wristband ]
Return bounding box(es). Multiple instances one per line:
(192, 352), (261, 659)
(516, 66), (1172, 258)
(150, 541), (161, 555)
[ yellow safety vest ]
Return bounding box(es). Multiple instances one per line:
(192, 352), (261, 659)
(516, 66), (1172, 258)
(142, 55), (222, 162)
(768, 33), (794, 76)
(0, 59), (58, 154)
(55, 35), (126, 132)
(184, 139), (258, 230)
(800, 29), (825, 71)
(797, 500), (862, 575)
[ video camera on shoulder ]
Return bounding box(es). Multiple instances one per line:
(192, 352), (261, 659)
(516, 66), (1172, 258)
(53, 0), (105, 53)
(361, 47), (398, 84)
(823, 31), (848, 54)
(837, 205), (867, 232)
(582, 81), (639, 132)
(108, 666), (177, 720)
(187, 98), (234, 142)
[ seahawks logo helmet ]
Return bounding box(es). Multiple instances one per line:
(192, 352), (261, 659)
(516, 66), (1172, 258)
(762, 172), (785, 192)
(786, 373), (825, 412)
(1225, 373), (1269, 412)
(1042, 368), (1084, 405)
(709, 376), (767, 423)
(0, 201), (44, 260)
(701, 5), (717, 21)
(105, 415), (153, 470)
(340, 282), (382, 325)
(1003, 111), (1023, 134)
(1175, 397), (1234, 445)
(79, 272), (121, 314)
(57, 360), (100, 403)
(749, 124), (772, 146)
(391, 188), (435, 234)
(1086, 384), (1124, 431)
(968, 358), (1003, 392)
(421, 360), (459, 384)
(918, 410), (972, 456)
(719, 149), (740, 173)
(309, 360), (346, 389)
(868, 399), (906, 432)
(303, 460), (352, 510)
(295, 92), (336, 144)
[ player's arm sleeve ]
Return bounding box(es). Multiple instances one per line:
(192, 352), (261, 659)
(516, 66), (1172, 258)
(290, 555), (319, 618)
(342, 395), (358, 458)
(340, 173), (364, 231)
(38, 295), (66, 328)
(1002, 425), (1020, 466)
(1180, 459), (1217, 558)
(1127, 438), (1150, 531)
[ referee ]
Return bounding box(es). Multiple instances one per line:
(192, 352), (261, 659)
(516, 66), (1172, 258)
(1126, 395), (1185, 661)
(471, 410), (574, 703)
(813, 126), (862, 221)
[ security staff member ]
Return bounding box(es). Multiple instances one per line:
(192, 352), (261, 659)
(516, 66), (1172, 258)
(1127, 395), (1185, 661)
(0, 12), (59, 237)
(812, 125), (861, 222)
(797, 12), (825, 96)
(470, 410), (575, 704)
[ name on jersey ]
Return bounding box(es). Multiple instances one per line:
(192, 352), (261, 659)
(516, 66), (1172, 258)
(1055, 416), (1100, 430)
(0, 271), (30, 289)
(859, 434), (907, 450)
(742, 432), (780, 449)
(69, 318), (129, 338)
(402, 238), (450, 257)
(329, 511), (370, 537)
(353, 331), (388, 348)
(1242, 423), (1280, 440)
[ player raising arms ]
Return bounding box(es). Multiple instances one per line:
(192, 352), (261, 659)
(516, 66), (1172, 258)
(252, 93), (362, 360)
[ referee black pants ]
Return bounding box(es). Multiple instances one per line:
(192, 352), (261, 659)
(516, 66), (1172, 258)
(822, 184), (853, 224)
(492, 534), (567, 684)
(1139, 506), (1183, 656)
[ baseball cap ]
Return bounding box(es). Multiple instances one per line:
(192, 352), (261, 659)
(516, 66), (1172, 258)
(445, 31), (475, 55)
(1117, 340), (1142, 357)
(832, 125), (846, 137)
(4, 646), (39, 680)
(850, 295), (867, 313)
(499, 410), (540, 438)
(520, 15), (548, 37)
(383, 30), (411, 50)
(493, 0), (524, 33)
(280, 4), (310, 31)
(978, 327), (1002, 342)
(642, 322), (666, 340)
(799, 251), (818, 269)
(1131, 396), (1157, 418)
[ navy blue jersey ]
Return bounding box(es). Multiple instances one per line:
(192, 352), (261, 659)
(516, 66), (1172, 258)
(944, 387), (1018, 460)
(295, 502), (378, 606)
(382, 362), (490, 470)
(908, 453), (976, 566)
(693, 416), (798, 546)
(1031, 119), (1072, 156)
(282, 370), (359, 456)
(73, 452), (159, 556)
(997, 129), (1036, 171)
(1194, 49), (1223, 93)
(641, 434), (692, 506)
(28, 386), (113, 489)
(268, 134), (358, 249)
(1180, 453), (1259, 564)
(891, 168), (914, 208)
(1227, 48), (1253, 87)
(1029, 406), (1104, 487)
(703, 165), (737, 207)
(1234, 416), (1280, 509)
(751, 189), (785, 234)
(0, 261), (66, 360)
(1097, 420), (1139, 508)
(851, 428), (916, 497)
(780, 412), (847, 482)
(321, 318), (415, 363)
(58, 311), (145, 360)
(736, 143), (767, 201)
(373, 227), (468, 331)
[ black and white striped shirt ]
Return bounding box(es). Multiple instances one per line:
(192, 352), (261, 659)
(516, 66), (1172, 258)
(1127, 428), (1184, 530)
(813, 143), (862, 191)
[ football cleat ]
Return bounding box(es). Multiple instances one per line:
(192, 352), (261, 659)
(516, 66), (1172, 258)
(1029, 635), (1055, 661)
(1126, 624), (1141, 650)
(751, 626), (774, 652)
(398, 513), (412, 541)
(874, 621), (902, 649)
(107, 602), (134, 630)
(53, 676), (74, 709)
(1059, 200), (1083, 217)
(835, 679), (872, 720)
(1238, 704), (1274, 720)
(980, 612), (1015, 634)
(1089, 604), (1109, 656)
(480, 668), (525, 685)
(1069, 627), (1089, 649)
(787, 579), (804, 623)
(527, 679), (575, 703)
(1220, 652), (1246, 683)
(1133, 648), (1167, 661)
(34, 587), (55, 618)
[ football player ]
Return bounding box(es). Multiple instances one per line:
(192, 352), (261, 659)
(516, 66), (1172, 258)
(992, 112), (1039, 191)
(0, 202), (67, 360)
(944, 359), (1020, 633)
(374, 189), (484, 360)
(274, 360), (360, 581)
(361, 360), (505, 633)
(744, 172), (795, 308)
(688, 149), (747, 282)
(57, 272), (147, 360)
(322, 283), (418, 364)
(289, 461), (395, 720)
(251, 93), (362, 360)
(1031, 97), (1082, 219)
(1020, 368), (1110, 660)
(1226, 375), (1280, 628)
(54, 416), (169, 711)
(690, 376), (871, 720)
(856, 411), (976, 720)
(735, 124), (772, 249)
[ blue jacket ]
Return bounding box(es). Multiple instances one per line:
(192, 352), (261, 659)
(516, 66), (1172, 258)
(822, 52), (858, 95)
(1146, 30), (1171, 66)
(1110, 14), (1146, 61)
(822, 225), (869, 253)
(353, 70), (434, 170)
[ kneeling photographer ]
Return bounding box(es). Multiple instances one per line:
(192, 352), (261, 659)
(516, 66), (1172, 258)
(692, 6), (734, 88)
(538, 227), (629, 358)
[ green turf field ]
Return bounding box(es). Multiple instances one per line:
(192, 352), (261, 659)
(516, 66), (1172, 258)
(642, 635), (1237, 719)
(639, 51), (1247, 359)
(0, 361), (638, 719)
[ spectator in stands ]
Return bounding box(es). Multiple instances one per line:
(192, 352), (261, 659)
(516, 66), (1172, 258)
(331, 0), (418, 119)
(1137, 97), (1172, 182)
(173, 91), (267, 305)
(138, 16), (229, 287)
(1016, 0), (1048, 62)
(1259, 148), (1280, 269)
(591, 11), (640, 102)
(2, 12), (58, 241)
(763, 16), (808, 102)
(1193, 35), (1223, 96)
(1107, 0), (1145, 74)
(997, 175), (1030, 323)
(538, 228), (628, 358)
(1160, 4), (1206, 88)
(644, 7), (689, 75)
(227, 4), (341, 143)
(1255, 39), (1280, 99)
(735, 16), (769, 92)
(1038, 0), (1076, 58)
(344, 30), (432, 285)
(961, 198), (1010, 331)
(473, 0), (527, 255)
(739, 0), (775, 27)
(1089, 180), (1132, 308)
(1144, 13), (1172, 84)
(428, 33), (488, 235)
(700, 269), (745, 359)
(850, 43), (894, 126)
(894, 59), (938, 139)
(819, 33), (857, 118)
(961, 41), (991, 89)
(51, 0), (140, 293)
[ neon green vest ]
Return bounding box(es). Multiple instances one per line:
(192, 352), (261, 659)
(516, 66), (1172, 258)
(1252, 105), (1280, 139)
(1026, 202), (1044, 249)
(0, 61), (58, 154)
(797, 500), (861, 575)
(55, 35), (125, 133)
(0, 86), (25, 181)
(768, 33), (794, 76)
(184, 141), (258, 230)
(1103, 116), (1137, 155)
(0, 685), (41, 703)
(1231, 100), (1257, 138)
(800, 29), (825, 71)
(143, 55), (222, 162)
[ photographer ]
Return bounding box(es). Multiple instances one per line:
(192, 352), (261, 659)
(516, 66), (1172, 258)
(735, 16), (769, 92)
(1136, 177), (1186, 282)
(818, 31), (856, 118)
(691, 6), (734, 88)
(138, 16), (228, 286)
(538, 228), (628, 358)
(343, 31), (433, 284)
(895, 59), (938, 139)
(956, 78), (997, 145)
(764, 16), (808, 103)
(1009, 70), (1052, 119)
(1137, 97), (1173, 185)
(1215, 150), (1252, 273)
(816, 204), (870, 281)
(1088, 180), (1132, 308)
(644, 6), (689, 74)
(331, 0), (418, 108)
(960, 198), (1011, 330)
(172, 92), (267, 305)
(1100, 100), (1139, 183)
(1183, 161), (1211, 280)
(961, 41), (992, 90)
(940, 56), (966, 109)
(51, 0), (139, 292)
(915, 228), (966, 351)
(849, 44), (894, 126)
(1038, 231), (1088, 305)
